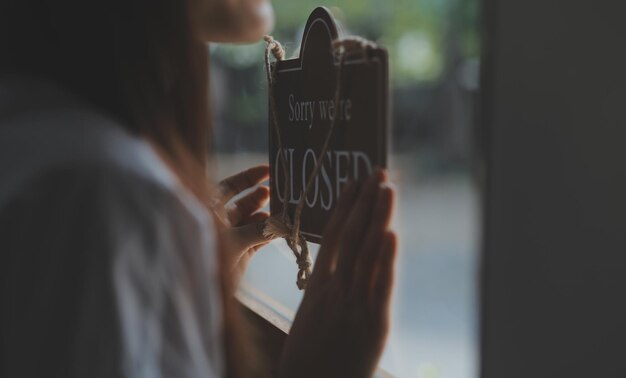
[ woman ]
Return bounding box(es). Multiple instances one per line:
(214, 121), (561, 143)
(0, 0), (397, 377)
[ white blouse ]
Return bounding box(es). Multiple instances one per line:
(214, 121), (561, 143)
(0, 76), (224, 377)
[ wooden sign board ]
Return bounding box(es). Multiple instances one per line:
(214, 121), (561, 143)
(269, 7), (389, 243)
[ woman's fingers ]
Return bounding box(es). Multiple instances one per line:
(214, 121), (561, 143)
(226, 186), (270, 226)
(335, 169), (385, 282)
(231, 212), (271, 285)
(221, 212), (272, 261)
(236, 240), (269, 272)
(217, 165), (269, 204)
(309, 181), (358, 287)
(372, 232), (397, 312)
(352, 185), (394, 294)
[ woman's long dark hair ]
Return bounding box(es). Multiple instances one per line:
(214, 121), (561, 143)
(0, 0), (210, 167)
(0, 0), (249, 376)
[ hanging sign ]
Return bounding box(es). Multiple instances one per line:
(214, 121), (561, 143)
(268, 7), (389, 243)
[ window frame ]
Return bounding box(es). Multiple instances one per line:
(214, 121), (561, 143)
(236, 285), (396, 378)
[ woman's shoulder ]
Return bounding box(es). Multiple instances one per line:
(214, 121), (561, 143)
(0, 75), (198, 219)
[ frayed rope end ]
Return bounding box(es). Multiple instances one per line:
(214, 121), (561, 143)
(263, 35), (285, 61)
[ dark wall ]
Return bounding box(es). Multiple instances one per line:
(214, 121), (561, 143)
(480, 1), (626, 377)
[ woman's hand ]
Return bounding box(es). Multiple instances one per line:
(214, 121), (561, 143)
(279, 169), (397, 378)
(211, 165), (274, 284)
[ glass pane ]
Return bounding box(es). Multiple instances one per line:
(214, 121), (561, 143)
(212, 1), (480, 377)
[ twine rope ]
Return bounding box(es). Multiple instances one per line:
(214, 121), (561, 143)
(263, 35), (377, 290)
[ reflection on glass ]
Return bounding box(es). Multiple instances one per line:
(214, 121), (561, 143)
(212, 1), (480, 377)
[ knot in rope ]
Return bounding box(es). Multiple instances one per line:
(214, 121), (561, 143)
(296, 257), (311, 270)
(264, 215), (312, 290)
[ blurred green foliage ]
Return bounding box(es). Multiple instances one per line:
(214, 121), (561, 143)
(214, 0), (479, 86)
